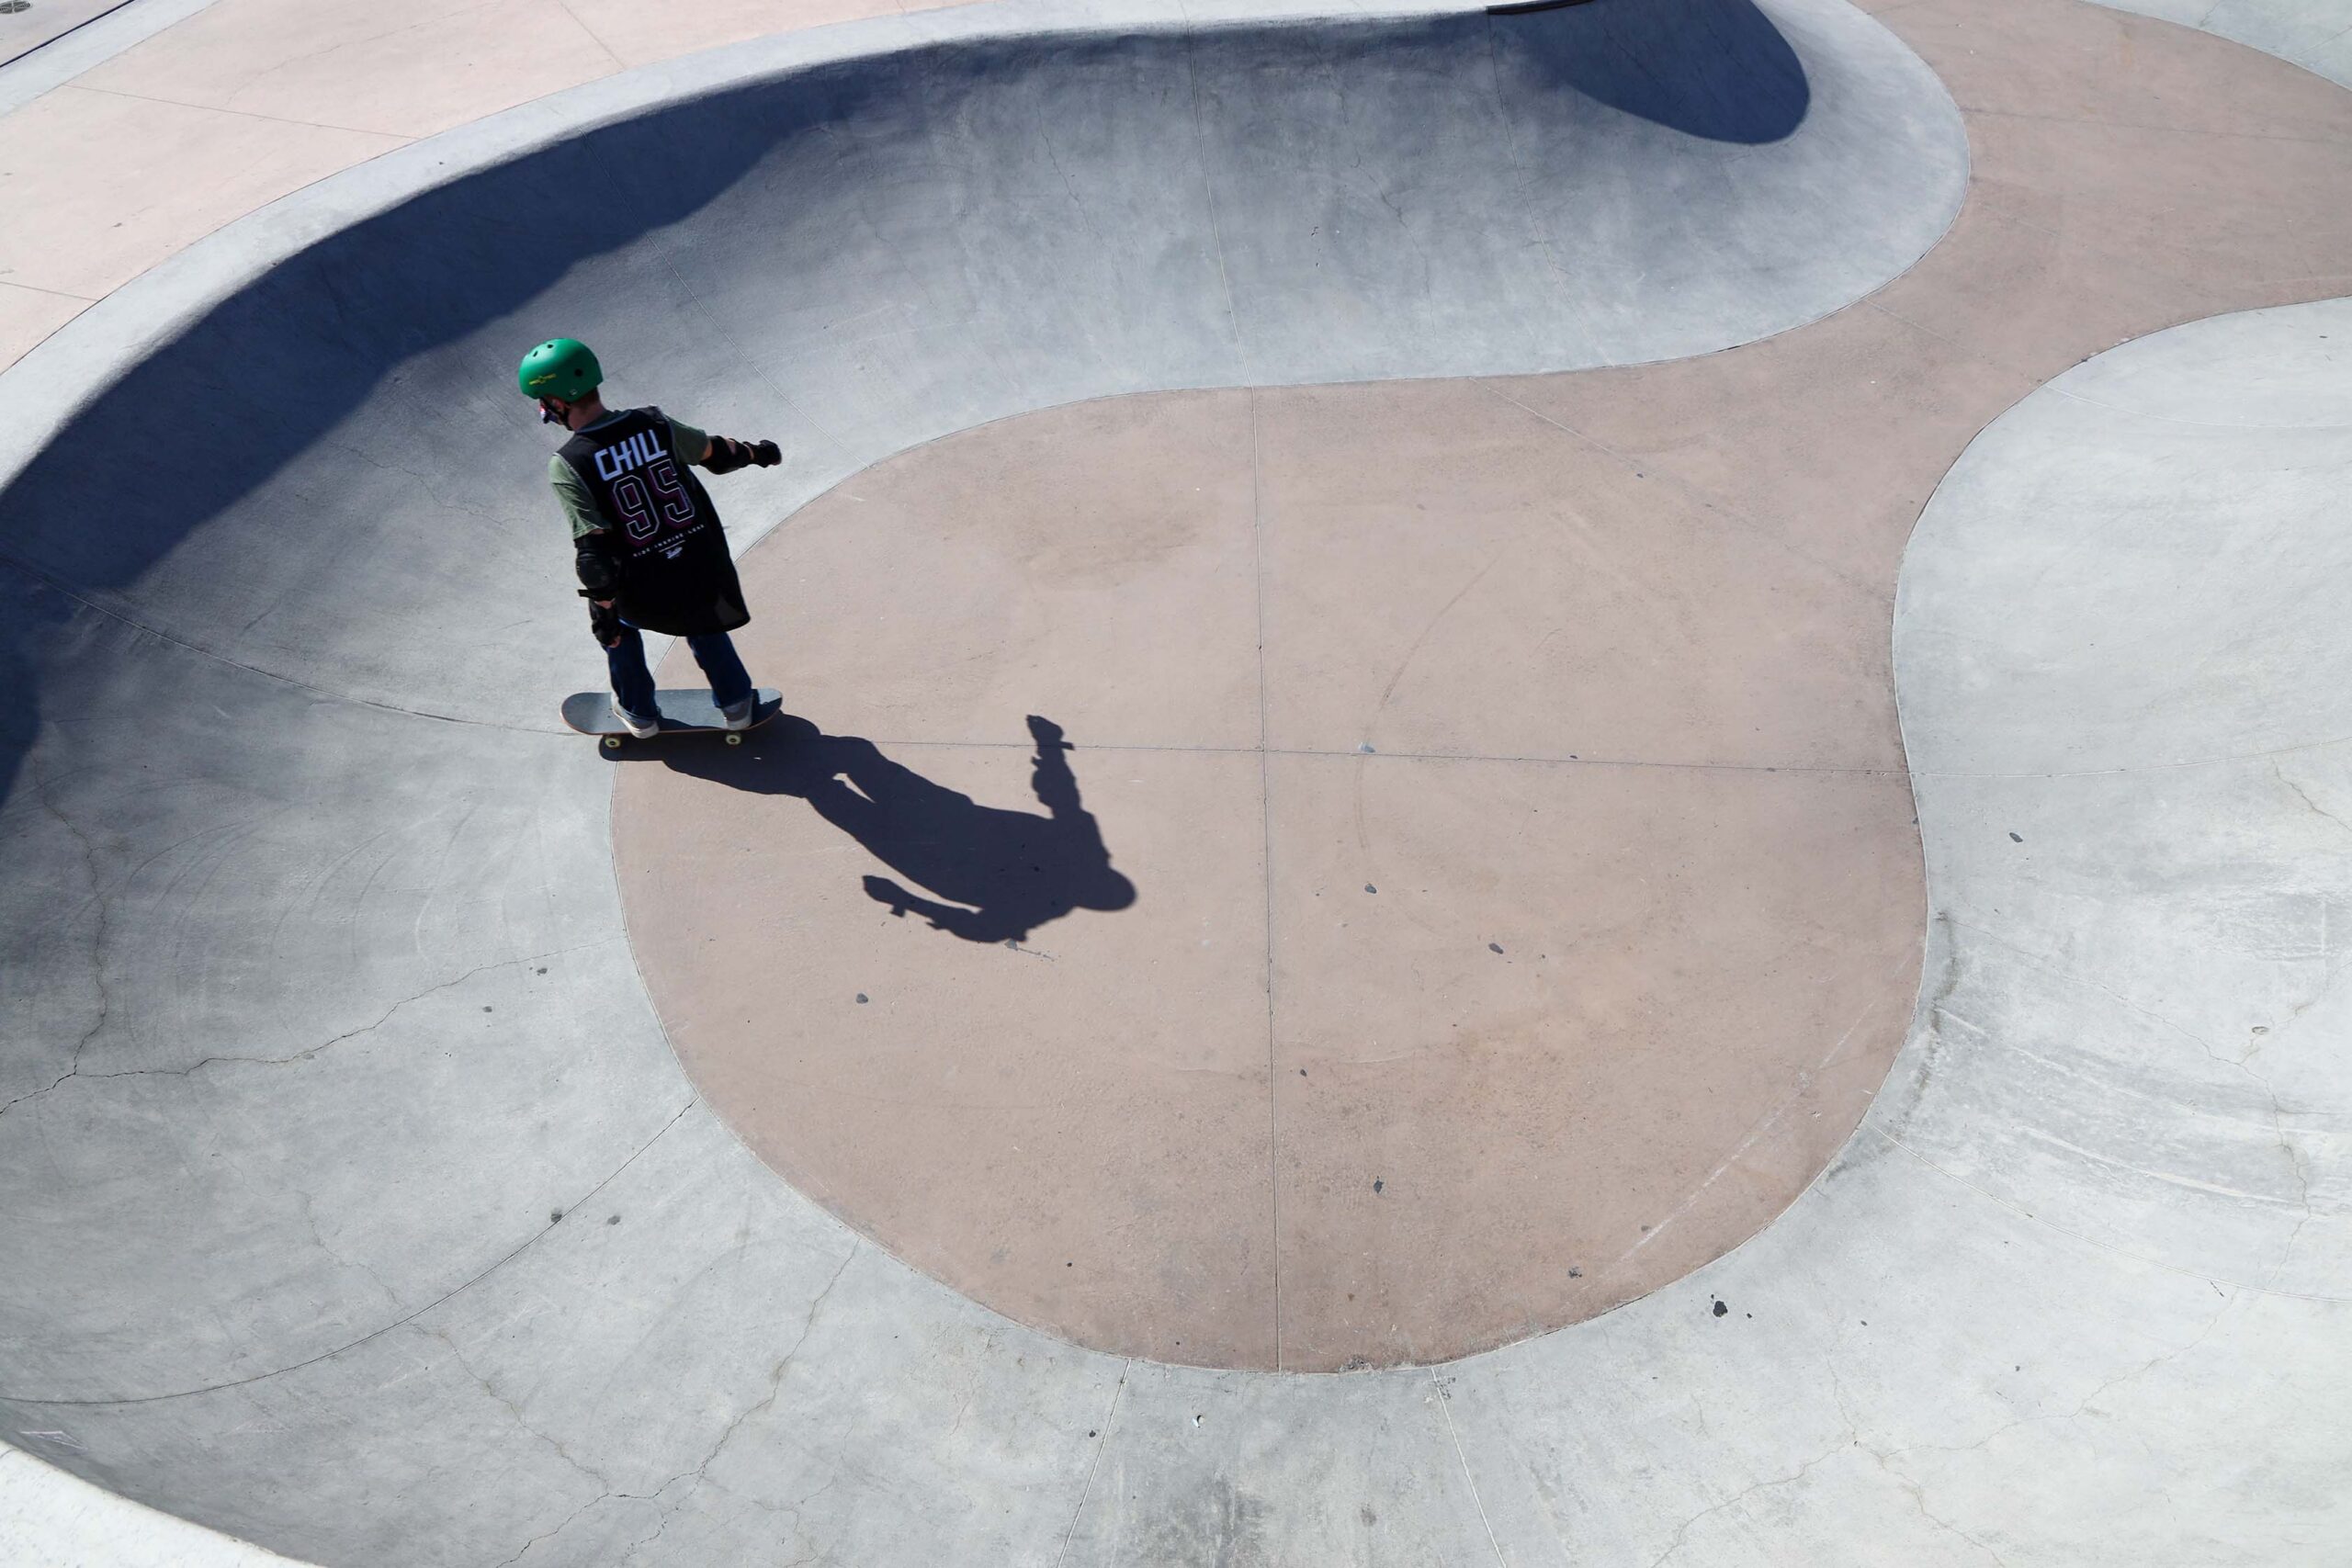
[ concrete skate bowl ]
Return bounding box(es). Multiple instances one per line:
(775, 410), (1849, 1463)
(2, 0), (1960, 1401)
(0, 0), (2342, 1560)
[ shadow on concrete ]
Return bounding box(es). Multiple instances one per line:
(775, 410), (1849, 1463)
(1490, 0), (1805, 142)
(659, 713), (1136, 943)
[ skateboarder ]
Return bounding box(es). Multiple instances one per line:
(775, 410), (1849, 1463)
(519, 337), (783, 736)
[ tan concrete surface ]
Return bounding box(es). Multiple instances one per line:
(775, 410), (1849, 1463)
(1264, 754), (1921, 1369)
(0, 280), (90, 367)
(759, 391), (1265, 750)
(628, 376), (1930, 1370)
(1253, 378), (1905, 768)
(0, 83), (401, 299)
(619, 0), (2352, 1370)
(74, 0), (626, 137)
(627, 735), (1282, 1367)
(0, 0), (965, 369)
(563, 0), (915, 66)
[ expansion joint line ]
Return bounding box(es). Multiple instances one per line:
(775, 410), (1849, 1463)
(1247, 388), (1283, 1369)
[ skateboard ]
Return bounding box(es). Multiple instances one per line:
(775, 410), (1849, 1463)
(560, 687), (784, 750)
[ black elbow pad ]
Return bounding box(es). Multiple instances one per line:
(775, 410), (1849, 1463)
(574, 535), (622, 595)
(704, 436), (781, 474)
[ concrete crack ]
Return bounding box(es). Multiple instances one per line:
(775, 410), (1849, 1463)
(2276, 761), (2352, 839)
(1939, 906), (2335, 1266)
(293, 1188), (402, 1308)
(3, 1096), (700, 1407)
(1051, 1361), (1129, 1568)
(676, 1241), (861, 1485)
(1431, 1371), (1507, 1567)
(491, 1485), (615, 1568)
(1179, 33), (1245, 361)
(492, 1240), (865, 1565)
(1874, 1127), (2347, 1303)
(0, 1065), (82, 1124)
(434, 1321), (616, 1507)
(3, 753), (113, 1126)
(1941, 917), (2276, 1077)
(27, 937), (618, 1103)
(1877, 1290), (2238, 1472)
(1644, 1437), (1852, 1568)
(2257, 1069), (2320, 1290)
(328, 436), (514, 526)
(1857, 1442), (2011, 1566)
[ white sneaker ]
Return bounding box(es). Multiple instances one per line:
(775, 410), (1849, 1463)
(718, 694), (756, 732)
(610, 696), (660, 739)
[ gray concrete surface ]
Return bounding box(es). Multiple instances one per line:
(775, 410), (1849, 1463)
(1, 0), (2347, 1562)
(2093, 0), (2352, 86)
(1, 1442), (307, 1567)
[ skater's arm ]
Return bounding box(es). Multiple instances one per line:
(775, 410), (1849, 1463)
(665, 414), (779, 475)
(548, 455), (605, 539)
(662, 416), (712, 466)
(574, 530), (623, 600)
(702, 435), (782, 473)
(552, 455), (625, 641)
(573, 527), (627, 645)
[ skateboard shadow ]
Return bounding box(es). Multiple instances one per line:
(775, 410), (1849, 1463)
(657, 714), (1136, 944)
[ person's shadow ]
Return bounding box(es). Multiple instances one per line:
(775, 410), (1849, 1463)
(659, 713), (1136, 944)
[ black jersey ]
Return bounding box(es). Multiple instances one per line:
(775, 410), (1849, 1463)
(556, 407), (750, 637)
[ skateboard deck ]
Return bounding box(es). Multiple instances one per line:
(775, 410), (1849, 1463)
(560, 687), (784, 749)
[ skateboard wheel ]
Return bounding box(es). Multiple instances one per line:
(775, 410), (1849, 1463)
(602, 736), (622, 751)
(726, 733), (742, 746)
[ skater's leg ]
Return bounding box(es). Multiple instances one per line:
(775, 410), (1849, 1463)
(686, 631), (754, 711)
(605, 626), (658, 719)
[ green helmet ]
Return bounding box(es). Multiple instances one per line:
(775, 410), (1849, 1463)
(517, 337), (602, 400)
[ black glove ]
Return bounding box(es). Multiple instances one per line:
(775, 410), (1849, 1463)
(584, 593), (624, 648)
(749, 439), (781, 468)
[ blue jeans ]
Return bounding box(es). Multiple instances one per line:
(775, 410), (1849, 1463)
(605, 626), (752, 718)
